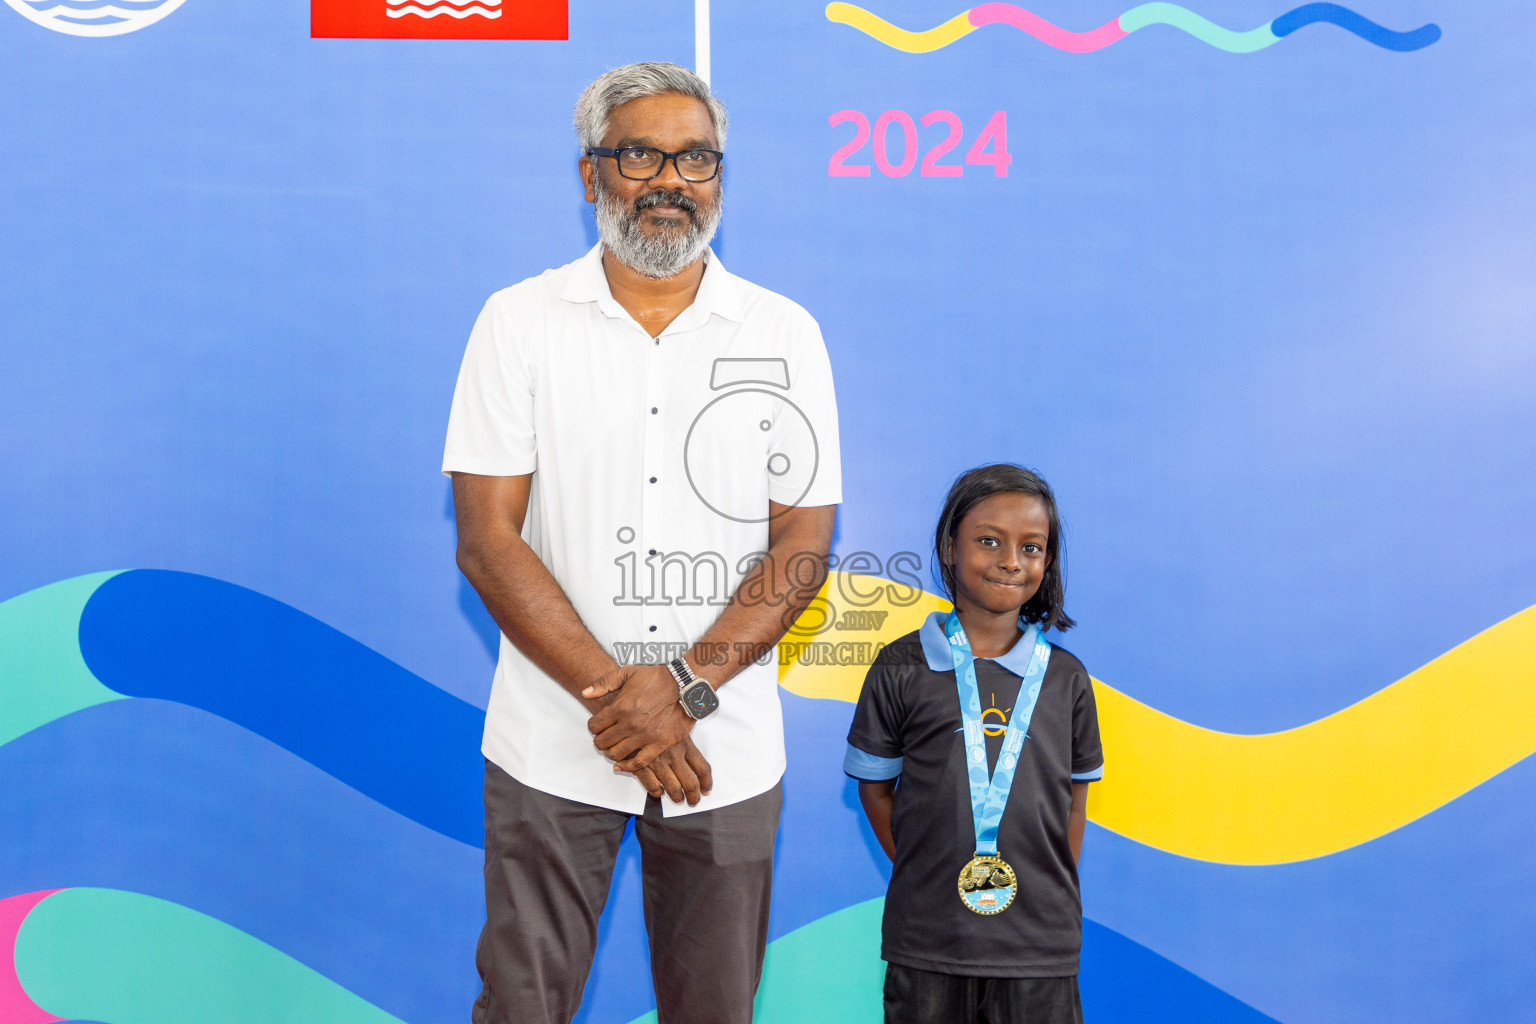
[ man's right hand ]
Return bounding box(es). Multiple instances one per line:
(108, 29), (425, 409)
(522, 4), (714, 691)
(631, 735), (713, 806)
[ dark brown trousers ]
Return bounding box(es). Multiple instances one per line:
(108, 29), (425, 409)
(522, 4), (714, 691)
(473, 760), (781, 1024)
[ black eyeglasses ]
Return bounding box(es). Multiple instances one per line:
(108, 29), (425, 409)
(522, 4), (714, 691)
(587, 146), (724, 182)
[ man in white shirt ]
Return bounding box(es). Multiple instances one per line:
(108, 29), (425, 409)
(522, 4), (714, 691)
(443, 63), (842, 1024)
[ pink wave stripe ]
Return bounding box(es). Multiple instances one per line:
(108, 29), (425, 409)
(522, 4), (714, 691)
(966, 3), (1128, 51)
(0, 891), (66, 1024)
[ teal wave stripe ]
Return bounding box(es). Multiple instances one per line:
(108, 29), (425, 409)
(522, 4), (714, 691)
(1119, 2), (1280, 52)
(14, 888), (406, 1024)
(0, 572), (122, 748)
(754, 898), (885, 1023)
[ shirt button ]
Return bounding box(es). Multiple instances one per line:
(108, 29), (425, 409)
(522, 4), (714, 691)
(649, 476), (657, 483)
(649, 548), (658, 556)
(649, 625), (658, 632)
(651, 407), (658, 414)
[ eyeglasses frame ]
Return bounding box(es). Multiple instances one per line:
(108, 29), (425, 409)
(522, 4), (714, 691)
(586, 146), (725, 183)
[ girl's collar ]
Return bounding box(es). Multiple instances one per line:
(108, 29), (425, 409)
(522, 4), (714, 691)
(918, 610), (1042, 677)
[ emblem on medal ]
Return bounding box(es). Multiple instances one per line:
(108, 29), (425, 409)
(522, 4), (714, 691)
(958, 853), (1017, 915)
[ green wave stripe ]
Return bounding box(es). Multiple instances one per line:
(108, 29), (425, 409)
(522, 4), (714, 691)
(1119, 2), (1280, 52)
(624, 898), (886, 1024)
(0, 572), (122, 748)
(15, 888), (406, 1024)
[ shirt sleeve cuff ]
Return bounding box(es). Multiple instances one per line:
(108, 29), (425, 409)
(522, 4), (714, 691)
(1071, 765), (1104, 782)
(844, 743), (903, 781)
(440, 452), (537, 478)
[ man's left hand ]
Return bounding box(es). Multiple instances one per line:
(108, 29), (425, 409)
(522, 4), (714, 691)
(587, 664), (694, 774)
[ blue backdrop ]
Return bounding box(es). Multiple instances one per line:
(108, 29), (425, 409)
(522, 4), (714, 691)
(2, 1), (1533, 1022)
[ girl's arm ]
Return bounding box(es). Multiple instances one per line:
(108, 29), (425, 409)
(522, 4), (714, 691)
(858, 779), (898, 861)
(1068, 782), (1090, 864)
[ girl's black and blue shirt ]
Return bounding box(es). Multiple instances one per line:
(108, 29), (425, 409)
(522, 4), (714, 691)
(845, 611), (1104, 978)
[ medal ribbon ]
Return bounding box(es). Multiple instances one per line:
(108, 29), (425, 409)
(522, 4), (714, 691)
(945, 611), (1052, 857)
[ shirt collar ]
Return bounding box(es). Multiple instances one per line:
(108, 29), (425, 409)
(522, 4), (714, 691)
(917, 610), (1040, 677)
(559, 243), (746, 329)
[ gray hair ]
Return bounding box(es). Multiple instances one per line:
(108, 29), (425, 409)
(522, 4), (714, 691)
(574, 62), (728, 153)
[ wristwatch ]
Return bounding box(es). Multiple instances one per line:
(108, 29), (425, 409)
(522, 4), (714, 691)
(667, 657), (720, 721)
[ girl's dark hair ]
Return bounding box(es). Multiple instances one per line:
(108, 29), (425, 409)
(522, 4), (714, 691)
(933, 464), (1075, 632)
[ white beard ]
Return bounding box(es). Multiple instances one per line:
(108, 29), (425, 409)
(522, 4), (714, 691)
(594, 175), (723, 279)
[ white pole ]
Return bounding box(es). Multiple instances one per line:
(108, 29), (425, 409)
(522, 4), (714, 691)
(694, 0), (711, 86)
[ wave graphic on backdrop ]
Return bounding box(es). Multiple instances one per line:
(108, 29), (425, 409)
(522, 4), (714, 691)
(6, 570), (1535, 866)
(0, 698), (1278, 1023)
(825, 2), (1441, 54)
(780, 572), (1536, 864)
(0, 698), (484, 1024)
(4, 888), (404, 1024)
(1, 891), (62, 1024)
(0, 569), (1465, 1021)
(385, 0), (500, 19)
(621, 898), (1277, 1024)
(0, 569), (484, 846)
(0, 884), (1274, 1024)
(4, 0), (185, 35)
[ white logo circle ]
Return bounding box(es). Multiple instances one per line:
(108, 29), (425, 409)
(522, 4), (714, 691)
(5, 0), (189, 37)
(684, 387), (819, 524)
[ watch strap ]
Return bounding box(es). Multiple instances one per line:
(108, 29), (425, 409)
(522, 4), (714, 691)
(666, 657), (697, 692)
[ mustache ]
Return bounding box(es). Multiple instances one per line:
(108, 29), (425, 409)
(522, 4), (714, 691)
(634, 190), (698, 215)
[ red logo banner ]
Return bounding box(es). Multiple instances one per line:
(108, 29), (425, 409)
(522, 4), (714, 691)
(311, 0), (566, 39)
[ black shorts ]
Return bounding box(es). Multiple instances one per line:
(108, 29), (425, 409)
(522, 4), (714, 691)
(884, 963), (1083, 1024)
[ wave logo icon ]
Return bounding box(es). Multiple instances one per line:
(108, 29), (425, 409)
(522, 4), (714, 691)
(3, 0), (187, 36)
(386, 0), (500, 19)
(312, 0), (562, 38)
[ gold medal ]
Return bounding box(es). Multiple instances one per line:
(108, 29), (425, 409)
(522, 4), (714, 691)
(957, 853), (1017, 915)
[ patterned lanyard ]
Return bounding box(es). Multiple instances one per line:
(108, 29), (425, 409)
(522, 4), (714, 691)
(944, 611), (1052, 856)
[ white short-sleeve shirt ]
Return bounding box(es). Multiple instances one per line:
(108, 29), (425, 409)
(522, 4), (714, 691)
(443, 244), (843, 816)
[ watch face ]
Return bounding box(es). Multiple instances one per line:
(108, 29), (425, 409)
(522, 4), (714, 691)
(682, 681), (719, 719)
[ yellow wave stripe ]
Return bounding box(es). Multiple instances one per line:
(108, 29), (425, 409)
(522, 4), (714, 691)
(776, 574), (951, 701)
(780, 572), (1536, 864)
(824, 2), (977, 53)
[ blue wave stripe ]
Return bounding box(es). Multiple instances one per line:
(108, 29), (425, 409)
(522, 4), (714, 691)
(1081, 919), (1281, 1022)
(0, 700), (482, 1024)
(77, 570), (485, 847)
(1271, 3), (1441, 50)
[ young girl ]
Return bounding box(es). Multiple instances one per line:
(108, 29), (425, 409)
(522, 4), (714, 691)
(845, 464), (1103, 1024)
